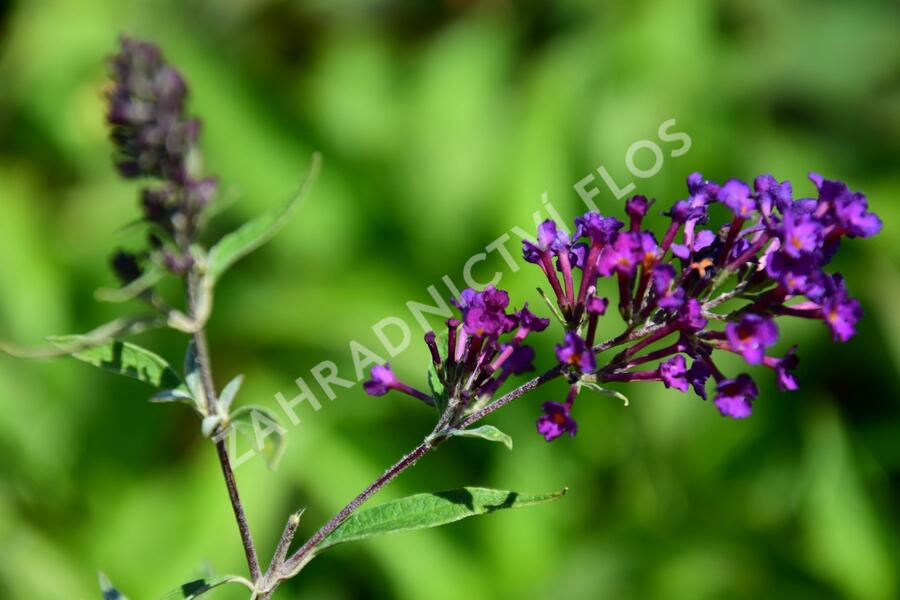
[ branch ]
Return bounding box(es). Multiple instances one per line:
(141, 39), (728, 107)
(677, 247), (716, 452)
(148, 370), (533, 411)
(271, 364), (565, 588)
(187, 274), (262, 583)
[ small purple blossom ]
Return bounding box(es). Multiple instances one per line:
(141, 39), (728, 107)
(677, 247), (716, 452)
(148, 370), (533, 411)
(767, 346), (800, 392)
(714, 374), (759, 419)
(678, 299), (708, 332)
(556, 332), (596, 373)
(755, 174), (793, 216)
(652, 264), (685, 309)
(717, 179), (756, 218)
(726, 315), (779, 365)
(780, 208), (824, 259)
(536, 401), (578, 441)
(587, 296), (609, 315)
(363, 364), (400, 396)
(575, 212), (623, 246)
(598, 232), (642, 277)
(660, 355), (690, 392)
(822, 274), (863, 342)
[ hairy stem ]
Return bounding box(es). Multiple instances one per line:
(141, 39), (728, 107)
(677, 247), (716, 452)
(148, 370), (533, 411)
(187, 274), (262, 583)
(270, 364), (566, 590)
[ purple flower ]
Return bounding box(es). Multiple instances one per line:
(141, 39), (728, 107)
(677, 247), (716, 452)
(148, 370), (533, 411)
(780, 208), (824, 259)
(766, 252), (824, 297)
(587, 296), (609, 315)
(678, 299), (708, 332)
(555, 332), (596, 373)
(687, 172), (720, 200)
(464, 307), (506, 337)
(652, 264), (685, 308)
(536, 401), (578, 441)
(717, 179), (756, 218)
(626, 195), (653, 230)
(822, 274), (863, 342)
(110, 250), (143, 284)
(754, 174), (793, 216)
(523, 220), (568, 263)
(575, 212), (624, 246)
(660, 355), (690, 392)
(515, 303), (550, 333)
(107, 38), (197, 182)
(714, 374), (759, 419)
(832, 188), (883, 239)
(687, 360), (712, 400)
(597, 232), (642, 277)
(363, 363), (400, 396)
(726, 314), (779, 365)
(770, 346), (800, 392)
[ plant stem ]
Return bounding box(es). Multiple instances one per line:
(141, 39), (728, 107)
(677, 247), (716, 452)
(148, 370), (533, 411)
(187, 274), (262, 583)
(272, 363), (565, 589)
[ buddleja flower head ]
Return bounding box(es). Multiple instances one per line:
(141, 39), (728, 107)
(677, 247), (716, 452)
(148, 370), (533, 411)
(521, 170), (881, 437)
(105, 37), (218, 280)
(108, 37), (197, 182)
(364, 286), (549, 428)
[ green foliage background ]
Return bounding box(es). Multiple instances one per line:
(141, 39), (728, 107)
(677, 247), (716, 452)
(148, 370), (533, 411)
(1, 1), (899, 598)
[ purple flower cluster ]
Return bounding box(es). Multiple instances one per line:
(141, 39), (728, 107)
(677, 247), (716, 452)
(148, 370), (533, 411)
(364, 286), (548, 424)
(106, 38), (217, 281)
(526, 172), (880, 439)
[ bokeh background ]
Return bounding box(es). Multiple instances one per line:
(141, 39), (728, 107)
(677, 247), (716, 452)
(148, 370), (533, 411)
(1, 0), (899, 598)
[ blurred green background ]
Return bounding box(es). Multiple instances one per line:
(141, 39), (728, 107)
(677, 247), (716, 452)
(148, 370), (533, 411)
(1, 0), (899, 598)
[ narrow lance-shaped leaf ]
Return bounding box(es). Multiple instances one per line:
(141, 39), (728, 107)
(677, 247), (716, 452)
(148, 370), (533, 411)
(450, 425), (514, 450)
(218, 374), (243, 415)
(95, 267), (165, 303)
(183, 340), (207, 413)
(50, 337), (182, 389)
(159, 575), (252, 599)
(207, 153), (321, 283)
(317, 486), (567, 552)
(579, 381), (630, 406)
(1, 315), (160, 359)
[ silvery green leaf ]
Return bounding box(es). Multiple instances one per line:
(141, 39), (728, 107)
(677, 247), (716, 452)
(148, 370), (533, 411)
(49, 337), (182, 389)
(2, 315), (160, 359)
(159, 575), (252, 599)
(229, 405), (287, 469)
(207, 153), (321, 284)
(95, 267), (165, 303)
(99, 572), (128, 600)
(450, 425), (514, 450)
(149, 388), (195, 405)
(317, 487), (567, 552)
(580, 381), (630, 406)
(201, 415), (222, 438)
(183, 341), (207, 410)
(218, 374), (243, 415)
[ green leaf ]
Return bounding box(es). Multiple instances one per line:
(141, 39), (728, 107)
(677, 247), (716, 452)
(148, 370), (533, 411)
(99, 572), (128, 600)
(218, 374), (243, 415)
(206, 153), (321, 283)
(50, 337), (182, 389)
(229, 405), (287, 469)
(579, 381), (630, 406)
(159, 575), (251, 599)
(1, 315), (160, 359)
(183, 340), (207, 412)
(149, 388), (194, 405)
(317, 486), (567, 552)
(450, 425), (513, 450)
(94, 268), (165, 303)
